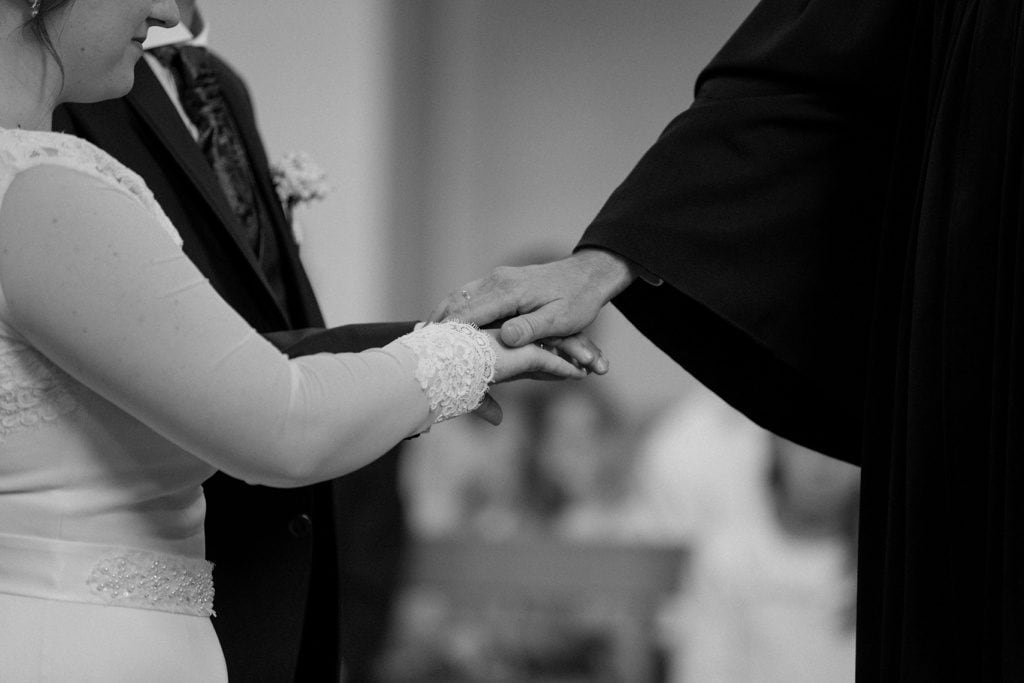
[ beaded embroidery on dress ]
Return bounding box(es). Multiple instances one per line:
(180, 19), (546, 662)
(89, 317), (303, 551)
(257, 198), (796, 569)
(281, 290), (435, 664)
(86, 548), (215, 616)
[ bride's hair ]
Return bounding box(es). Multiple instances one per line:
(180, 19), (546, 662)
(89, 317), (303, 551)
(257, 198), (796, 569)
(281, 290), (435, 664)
(24, 0), (77, 73)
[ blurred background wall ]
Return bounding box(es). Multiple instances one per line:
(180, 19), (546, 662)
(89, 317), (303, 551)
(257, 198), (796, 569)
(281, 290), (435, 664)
(201, 0), (757, 416)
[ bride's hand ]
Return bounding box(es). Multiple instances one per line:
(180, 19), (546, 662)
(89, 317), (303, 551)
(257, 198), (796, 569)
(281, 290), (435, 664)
(472, 330), (596, 425)
(486, 329), (591, 384)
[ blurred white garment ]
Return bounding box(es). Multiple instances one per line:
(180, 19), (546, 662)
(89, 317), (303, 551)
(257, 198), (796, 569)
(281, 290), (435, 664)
(674, 516), (856, 683)
(617, 387), (771, 544)
(624, 386), (855, 682)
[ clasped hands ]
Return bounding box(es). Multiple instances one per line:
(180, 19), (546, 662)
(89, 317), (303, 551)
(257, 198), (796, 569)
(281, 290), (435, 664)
(428, 248), (638, 425)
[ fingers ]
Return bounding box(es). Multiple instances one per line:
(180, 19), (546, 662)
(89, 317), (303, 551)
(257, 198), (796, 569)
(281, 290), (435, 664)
(543, 334), (609, 375)
(502, 342), (588, 382)
(427, 290), (467, 324)
(472, 393), (503, 425)
(426, 281), (477, 323)
(428, 275), (521, 327)
(499, 314), (534, 347)
(538, 347), (589, 379)
(500, 308), (568, 347)
(433, 253), (623, 344)
(498, 284), (602, 348)
(428, 292), (506, 328)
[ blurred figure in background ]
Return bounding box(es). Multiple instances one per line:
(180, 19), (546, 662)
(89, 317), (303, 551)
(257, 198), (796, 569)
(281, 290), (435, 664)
(401, 371), (636, 540)
(514, 380), (635, 539)
(633, 389), (859, 682)
(621, 388), (769, 546)
(674, 436), (858, 683)
(402, 396), (528, 540)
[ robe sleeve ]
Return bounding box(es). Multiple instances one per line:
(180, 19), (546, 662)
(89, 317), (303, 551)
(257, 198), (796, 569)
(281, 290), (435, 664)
(578, 0), (918, 462)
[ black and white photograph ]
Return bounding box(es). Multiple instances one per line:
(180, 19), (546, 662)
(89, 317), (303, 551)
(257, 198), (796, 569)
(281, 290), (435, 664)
(0, 1), (1017, 681)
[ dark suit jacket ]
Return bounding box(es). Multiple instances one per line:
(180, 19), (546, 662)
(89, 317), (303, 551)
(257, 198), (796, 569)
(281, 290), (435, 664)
(55, 56), (416, 681)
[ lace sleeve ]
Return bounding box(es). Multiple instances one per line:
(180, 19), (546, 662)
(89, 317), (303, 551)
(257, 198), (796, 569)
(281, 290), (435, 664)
(396, 321), (497, 423)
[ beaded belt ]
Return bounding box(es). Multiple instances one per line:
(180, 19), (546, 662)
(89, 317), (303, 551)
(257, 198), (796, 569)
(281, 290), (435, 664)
(0, 533), (214, 616)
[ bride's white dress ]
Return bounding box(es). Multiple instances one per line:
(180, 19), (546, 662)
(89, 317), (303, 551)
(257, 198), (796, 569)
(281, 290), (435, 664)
(0, 128), (493, 680)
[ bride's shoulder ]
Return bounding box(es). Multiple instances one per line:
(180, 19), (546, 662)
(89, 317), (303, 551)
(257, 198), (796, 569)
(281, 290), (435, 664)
(0, 127), (126, 180)
(0, 128), (178, 243)
(0, 130), (109, 210)
(1, 127), (93, 162)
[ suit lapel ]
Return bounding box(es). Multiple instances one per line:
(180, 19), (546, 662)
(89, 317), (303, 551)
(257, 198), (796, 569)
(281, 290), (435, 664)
(125, 61), (295, 327)
(211, 58), (328, 329)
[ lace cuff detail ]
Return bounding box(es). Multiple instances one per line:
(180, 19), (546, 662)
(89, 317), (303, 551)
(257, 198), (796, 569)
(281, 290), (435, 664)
(397, 321), (497, 423)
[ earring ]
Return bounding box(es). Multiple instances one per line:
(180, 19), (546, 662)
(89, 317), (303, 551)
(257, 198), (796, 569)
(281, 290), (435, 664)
(30, 0), (41, 18)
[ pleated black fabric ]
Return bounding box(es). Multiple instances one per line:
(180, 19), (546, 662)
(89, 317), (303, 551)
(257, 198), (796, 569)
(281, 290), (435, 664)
(578, 0), (1024, 678)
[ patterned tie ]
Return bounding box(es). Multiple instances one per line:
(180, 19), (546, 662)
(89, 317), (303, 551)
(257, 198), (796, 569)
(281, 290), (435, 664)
(151, 45), (264, 258)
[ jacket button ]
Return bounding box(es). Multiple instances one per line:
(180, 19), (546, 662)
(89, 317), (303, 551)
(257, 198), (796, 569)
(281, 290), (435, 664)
(288, 513), (313, 539)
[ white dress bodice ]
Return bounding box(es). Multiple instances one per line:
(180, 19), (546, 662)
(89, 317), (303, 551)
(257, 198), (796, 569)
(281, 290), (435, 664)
(0, 130), (215, 614)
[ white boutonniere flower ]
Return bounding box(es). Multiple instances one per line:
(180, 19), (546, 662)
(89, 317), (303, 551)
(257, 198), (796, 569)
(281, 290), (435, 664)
(270, 151), (331, 244)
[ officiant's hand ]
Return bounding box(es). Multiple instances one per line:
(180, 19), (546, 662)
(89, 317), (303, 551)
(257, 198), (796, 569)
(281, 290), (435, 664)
(429, 248), (637, 373)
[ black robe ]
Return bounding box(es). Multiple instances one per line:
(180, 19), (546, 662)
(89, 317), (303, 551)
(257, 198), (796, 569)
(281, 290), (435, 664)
(578, 0), (1024, 678)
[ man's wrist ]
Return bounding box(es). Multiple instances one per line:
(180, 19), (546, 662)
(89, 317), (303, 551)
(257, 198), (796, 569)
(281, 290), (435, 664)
(573, 248), (641, 301)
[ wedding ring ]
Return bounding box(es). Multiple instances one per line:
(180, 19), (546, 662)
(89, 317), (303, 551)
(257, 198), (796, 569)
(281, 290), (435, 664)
(460, 290), (472, 301)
